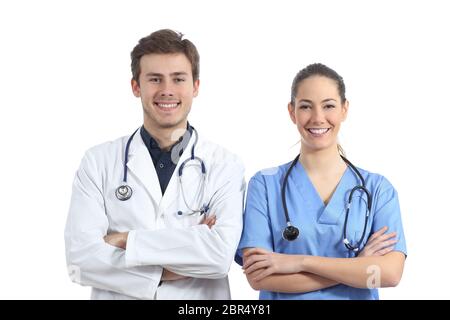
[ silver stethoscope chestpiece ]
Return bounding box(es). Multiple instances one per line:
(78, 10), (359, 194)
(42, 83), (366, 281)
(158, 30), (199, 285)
(116, 184), (132, 201)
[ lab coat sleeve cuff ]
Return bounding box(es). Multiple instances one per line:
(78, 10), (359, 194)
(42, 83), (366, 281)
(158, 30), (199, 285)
(146, 266), (164, 299)
(126, 230), (163, 298)
(125, 230), (140, 268)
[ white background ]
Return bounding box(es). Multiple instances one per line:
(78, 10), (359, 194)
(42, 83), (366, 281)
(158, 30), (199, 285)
(0, 0), (449, 299)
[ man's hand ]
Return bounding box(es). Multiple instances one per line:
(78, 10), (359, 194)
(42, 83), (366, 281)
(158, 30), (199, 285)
(104, 232), (129, 249)
(161, 269), (190, 281)
(200, 214), (216, 229)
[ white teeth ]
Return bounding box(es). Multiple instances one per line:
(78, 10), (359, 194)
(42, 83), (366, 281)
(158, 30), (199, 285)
(157, 103), (178, 108)
(308, 128), (329, 134)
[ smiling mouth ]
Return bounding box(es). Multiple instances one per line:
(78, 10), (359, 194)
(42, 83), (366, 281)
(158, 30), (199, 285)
(154, 102), (181, 109)
(307, 128), (330, 135)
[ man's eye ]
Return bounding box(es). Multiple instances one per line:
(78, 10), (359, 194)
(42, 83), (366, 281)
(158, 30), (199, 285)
(149, 78), (160, 83)
(175, 78), (185, 82)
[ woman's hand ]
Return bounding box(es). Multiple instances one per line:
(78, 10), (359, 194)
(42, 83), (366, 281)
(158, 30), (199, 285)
(358, 226), (398, 257)
(243, 248), (305, 281)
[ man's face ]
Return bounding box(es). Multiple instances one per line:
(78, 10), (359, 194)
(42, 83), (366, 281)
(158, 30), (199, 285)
(131, 53), (199, 130)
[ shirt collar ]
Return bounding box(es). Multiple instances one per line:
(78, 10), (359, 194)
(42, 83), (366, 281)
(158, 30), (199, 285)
(140, 122), (193, 153)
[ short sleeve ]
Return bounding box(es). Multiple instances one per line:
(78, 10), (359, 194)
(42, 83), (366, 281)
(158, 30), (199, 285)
(370, 178), (407, 257)
(235, 174), (274, 265)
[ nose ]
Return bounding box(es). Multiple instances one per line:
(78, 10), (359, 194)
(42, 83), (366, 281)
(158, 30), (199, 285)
(158, 81), (175, 98)
(310, 108), (326, 124)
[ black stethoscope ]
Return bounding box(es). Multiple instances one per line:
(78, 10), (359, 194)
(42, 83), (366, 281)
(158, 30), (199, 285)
(281, 154), (372, 252)
(115, 126), (209, 216)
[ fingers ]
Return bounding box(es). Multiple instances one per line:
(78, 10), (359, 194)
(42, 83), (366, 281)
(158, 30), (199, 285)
(366, 232), (396, 250)
(245, 269), (266, 282)
(367, 227), (390, 243)
(371, 239), (398, 253)
(201, 214), (217, 229)
(243, 247), (269, 258)
(368, 226), (388, 240)
(359, 230), (398, 257)
(244, 260), (270, 274)
(252, 267), (275, 281)
(375, 246), (395, 256)
(206, 215), (216, 229)
(104, 234), (117, 245)
(203, 214), (215, 223)
(365, 226), (396, 248)
(162, 269), (190, 281)
(243, 253), (266, 269)
(376, 232), (397, 243)
(358, 226), (399, 257)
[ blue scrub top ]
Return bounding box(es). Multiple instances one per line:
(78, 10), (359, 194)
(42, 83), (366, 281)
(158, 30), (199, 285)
(236, 161), (407, 300)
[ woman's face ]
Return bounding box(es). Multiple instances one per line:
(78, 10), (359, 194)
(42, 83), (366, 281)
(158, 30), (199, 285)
(289, 75), (348, 153)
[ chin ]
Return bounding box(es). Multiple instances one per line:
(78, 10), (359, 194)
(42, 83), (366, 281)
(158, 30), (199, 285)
(304, 142), (336, 152)
(157, 118), (186, 129)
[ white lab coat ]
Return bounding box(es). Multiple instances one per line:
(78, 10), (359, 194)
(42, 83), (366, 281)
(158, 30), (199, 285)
(64, 129), (245, 300)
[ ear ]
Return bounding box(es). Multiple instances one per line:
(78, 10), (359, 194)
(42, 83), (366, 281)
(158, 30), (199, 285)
(131, 79), (141, 97)
(193, 79), (200, 97)
(341, 99), (349, 121)
(288, 102), (296, 124)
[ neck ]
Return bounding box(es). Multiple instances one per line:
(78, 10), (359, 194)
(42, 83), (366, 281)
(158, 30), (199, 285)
(299, 145), (346, 175)
(143, 120), (188, 151)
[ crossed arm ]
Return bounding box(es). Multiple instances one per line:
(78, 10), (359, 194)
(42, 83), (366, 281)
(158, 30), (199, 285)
(104, 215), (217, 281)
(242, 226), (406, 293)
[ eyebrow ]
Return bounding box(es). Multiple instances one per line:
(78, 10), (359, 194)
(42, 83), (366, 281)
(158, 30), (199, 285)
(299, 98), (337, 103)
(145, 72), (189, 77)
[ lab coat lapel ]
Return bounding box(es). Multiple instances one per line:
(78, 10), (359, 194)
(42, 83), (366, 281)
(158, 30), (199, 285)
(126, 131), (163, 205)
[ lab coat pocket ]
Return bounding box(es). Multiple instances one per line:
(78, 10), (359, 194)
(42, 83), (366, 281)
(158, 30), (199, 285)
(182, 212), (205, 227)
(166, 204), (205, 228)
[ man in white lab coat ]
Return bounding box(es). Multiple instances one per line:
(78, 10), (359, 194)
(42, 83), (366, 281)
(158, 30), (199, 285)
(65, 29), (245, 299)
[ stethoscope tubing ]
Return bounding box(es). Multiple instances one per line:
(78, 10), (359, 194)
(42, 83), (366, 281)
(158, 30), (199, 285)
(116, 126), (208, 215)
(281, 154), (372, 252)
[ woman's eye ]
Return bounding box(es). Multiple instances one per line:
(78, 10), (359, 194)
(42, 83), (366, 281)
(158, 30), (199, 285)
(299, 105), (310, 109)
(325, 104), (335, 109)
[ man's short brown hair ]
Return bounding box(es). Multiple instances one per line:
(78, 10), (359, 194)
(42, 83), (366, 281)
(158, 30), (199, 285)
(131, 29), (200, 84)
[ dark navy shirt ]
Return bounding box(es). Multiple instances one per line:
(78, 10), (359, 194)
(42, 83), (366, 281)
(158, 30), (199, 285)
(140, 123), (193, 195)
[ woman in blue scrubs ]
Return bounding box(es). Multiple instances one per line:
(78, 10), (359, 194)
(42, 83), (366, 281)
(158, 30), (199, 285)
(236, 63), (407, 300)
